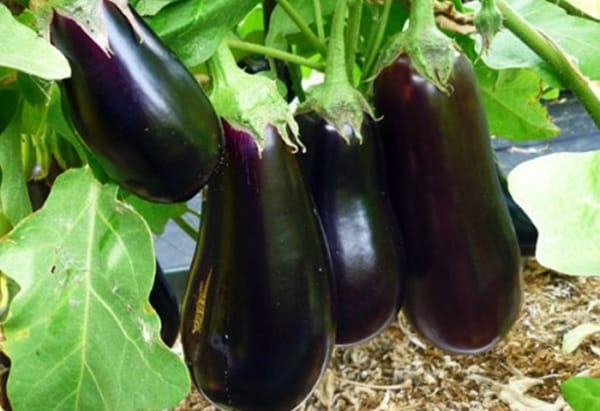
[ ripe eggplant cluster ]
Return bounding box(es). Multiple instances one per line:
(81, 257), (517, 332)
(48, 1), (531, 408)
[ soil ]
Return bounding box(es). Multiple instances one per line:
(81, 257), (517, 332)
(172, 259), (600, 411)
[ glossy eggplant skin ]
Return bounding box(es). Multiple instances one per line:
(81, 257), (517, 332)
(0, 352), (10, 411)
(50, 0), (223, 203)
(373, 54), (522, 354)
(181, 122), (335, 411)
(150, 261), (180, 347)
(496, 165), (538, 256)
(296, 112), (404, 346)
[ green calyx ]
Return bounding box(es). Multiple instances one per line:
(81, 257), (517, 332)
(474, 0), (503, 54)
(208, 40), (302, 153)
(300, 80), (371, 144)
(404, 24), (456, 94)
(373, 0), (457, 95)
(298, 0), (371, 144)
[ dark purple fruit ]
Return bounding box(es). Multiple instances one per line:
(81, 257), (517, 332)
(296, 112), (404, 346)
(50, 0), (223, 203)
(373, 53), (522, 354)
(181, 121), (334, 410)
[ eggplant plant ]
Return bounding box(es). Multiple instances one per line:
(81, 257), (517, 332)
(0, 0), (599, 410)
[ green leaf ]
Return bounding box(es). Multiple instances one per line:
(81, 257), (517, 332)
(507, 151), (600, 275)
(237, 5), (264, 41)
(266, 0), (335, 50)
(134, 0), (182, 16)
(475, 64), (559, 141)
(0, 4), (70, 80)
(482, 0), (600, 85)
(120, 191), (188, 235)
(0, 110), (32, 227)
(46, 85), (88, 161)
(0, 167), (190, 411)
(0, 88), (19, 133)
(17, 73), (50, 107)
(561, 377), (600, 411)
(147, 0), (261, 67)
(562, 323), (600, 354)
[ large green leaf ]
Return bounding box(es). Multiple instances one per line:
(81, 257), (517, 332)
(561, 377), (600, 411)
(482, 0), (600, 85)
(0, 111), (32, 228)
(147, 0), (261, 67)
(0, 4), (70, 80)
(508, 152), (600, 276)
(475, 64), (559, 141)
(0, 167), (190, 411)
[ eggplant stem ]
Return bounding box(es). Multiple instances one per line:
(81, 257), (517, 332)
(324, 0), (349, 83)
(496, 0), (600, 129)
(346, 0), (363, 84)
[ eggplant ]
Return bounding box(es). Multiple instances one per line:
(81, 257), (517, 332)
(0, 352), (10, 411)
(497, 164), (538, 256)
(49, 0), (223, 203)
(181, 121), (335, 411)
(150, 261), (180, 347)
(373, 53), (522, 354)
(296, 112), (404, 346)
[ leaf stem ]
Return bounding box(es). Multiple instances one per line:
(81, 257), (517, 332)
(313, 0), (326, 42)
(346, 0), (363, 84)
(225, 38), (325, 71)
(496, 0), (600, 129)
(185, 206), (201, 219)
(362, 0), (393, 81)
(172, 215), (198, 240)
(275, 0), (328, 55)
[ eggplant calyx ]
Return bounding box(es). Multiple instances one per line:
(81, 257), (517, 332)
(208, 40), (302, 153)
(404, 25), (457, 95)
(297, 0), (371, 145)
(374, 0), (457, 95)
(474, 0), (503, 54)
(49, 0), (120, 55)
(299, 82), (371, 145)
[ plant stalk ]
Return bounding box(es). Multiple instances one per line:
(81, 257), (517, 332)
(496, 0), (600, 129)
(324, 0), (350, 83)
(313, 0), (326, 42)
(173, 215), (198, 239)
(225, 38), (325, 71)
(346, 0), (363, 83)
(362, 0), (393, 80)
(275, 0), (328, 55)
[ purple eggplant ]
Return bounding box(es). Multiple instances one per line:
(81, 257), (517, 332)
(0, 352), (10, 411)
(296, 112), (404, 346)
(49, 0), (223, 203)
(181, 121), (334, 411)
(497, 164), (537, 256)
(373, 53), (522, 354)
(150, 261), (180, 347)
